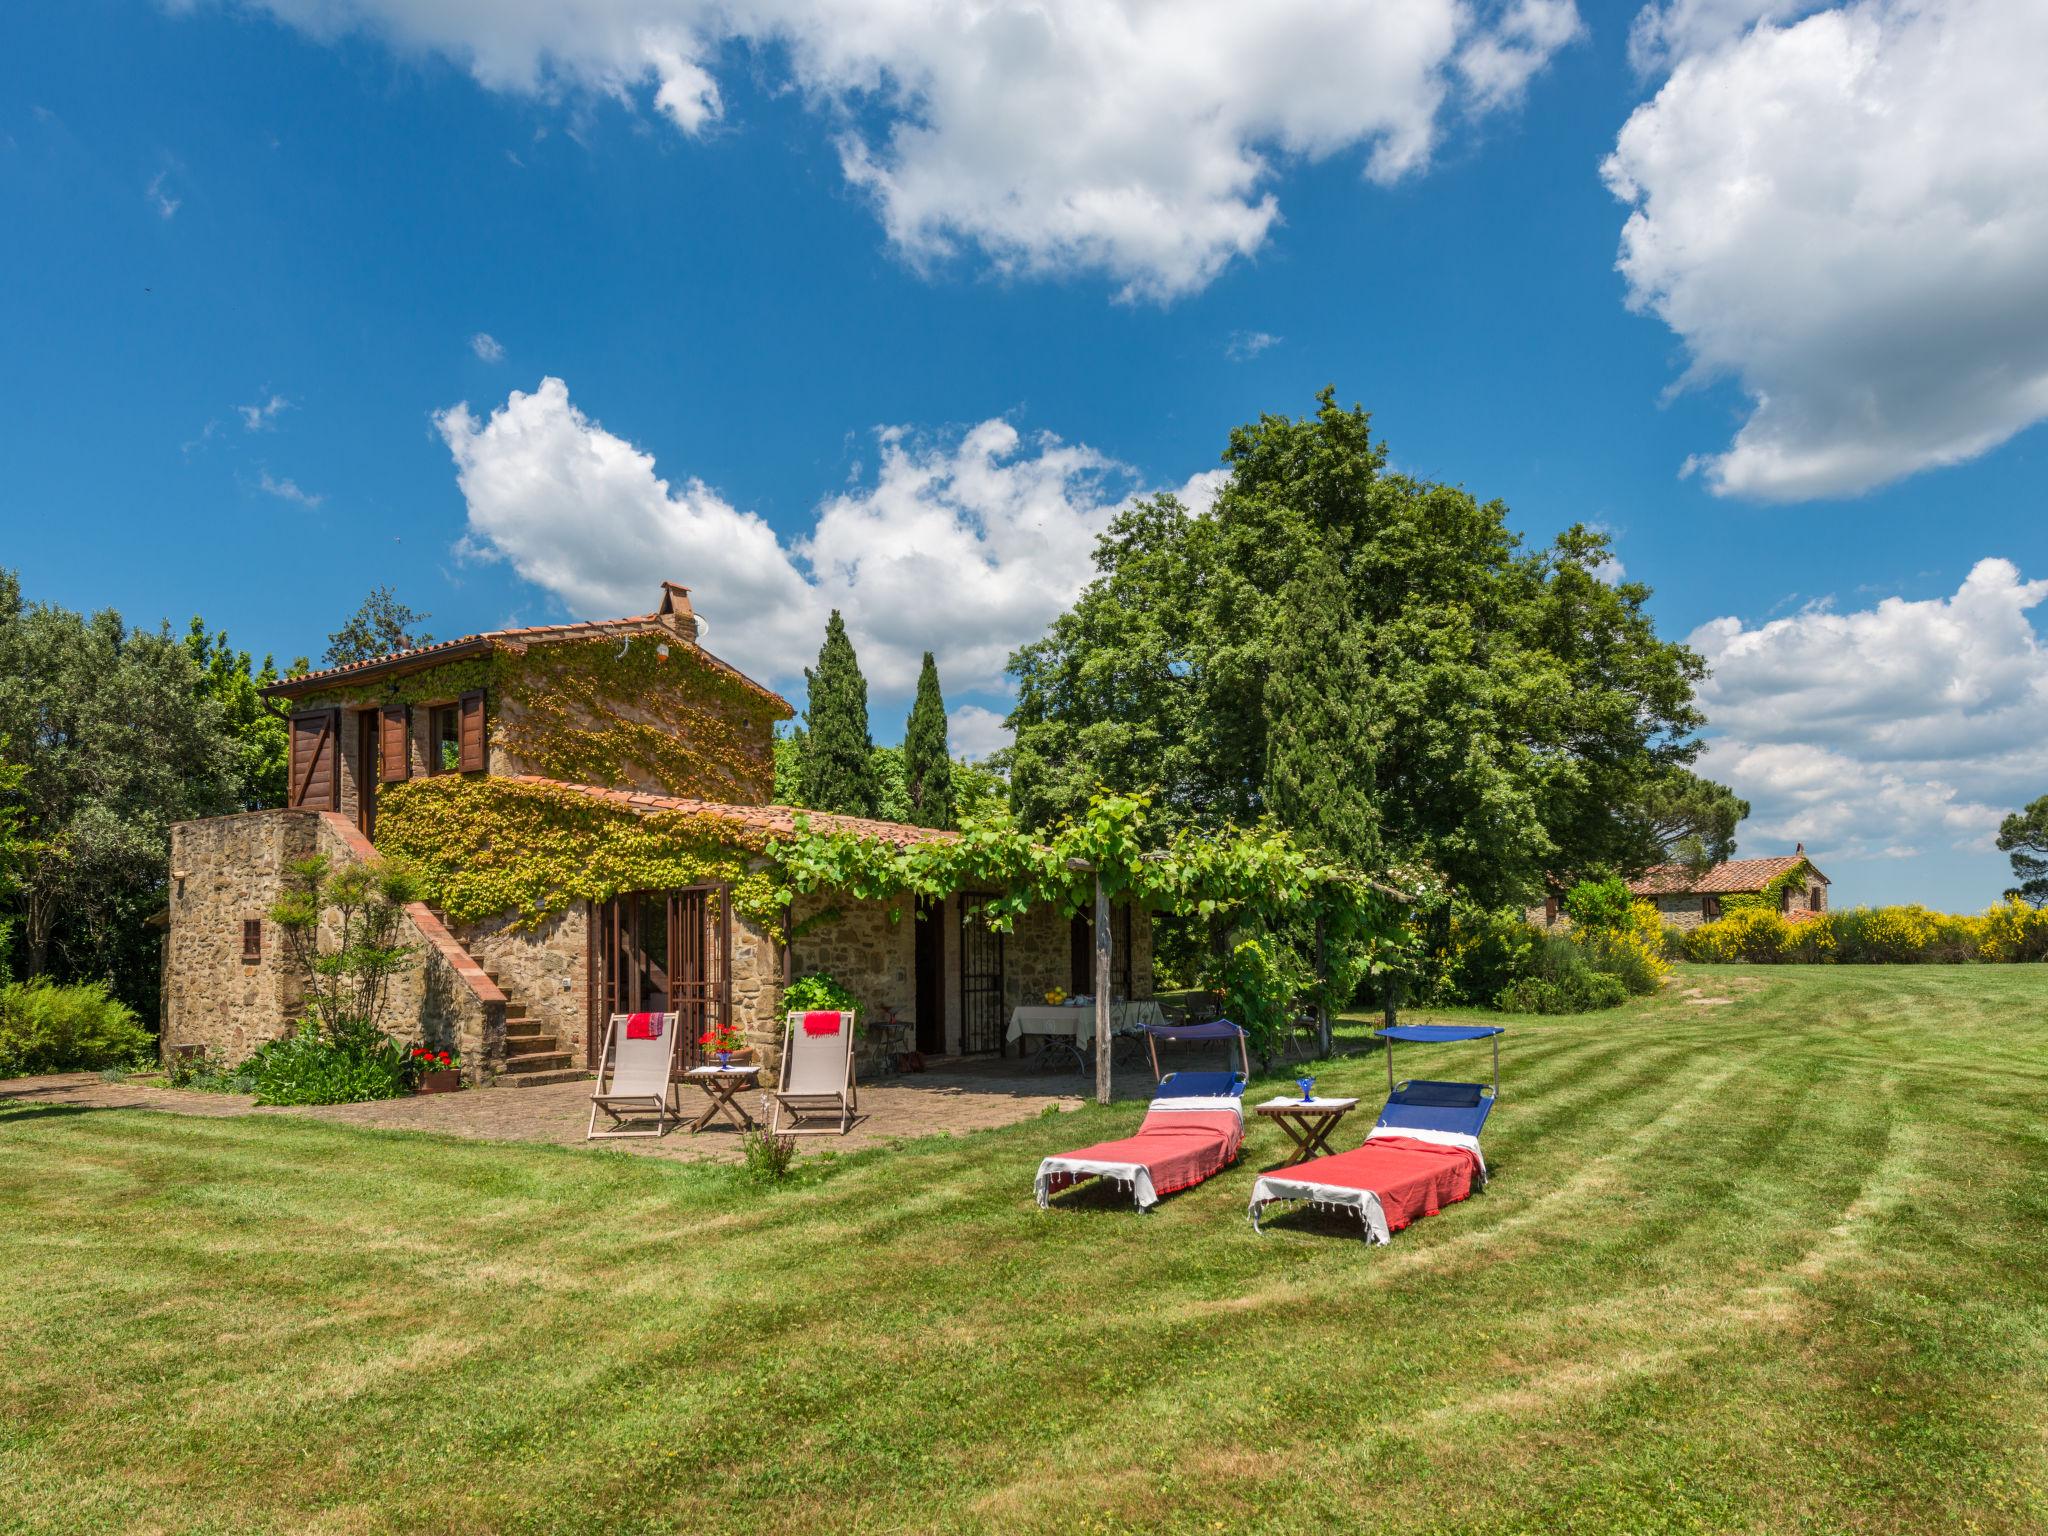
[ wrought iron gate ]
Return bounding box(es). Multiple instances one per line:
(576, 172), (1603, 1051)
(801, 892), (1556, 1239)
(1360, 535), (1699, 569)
(958, 894), (1006, 1055)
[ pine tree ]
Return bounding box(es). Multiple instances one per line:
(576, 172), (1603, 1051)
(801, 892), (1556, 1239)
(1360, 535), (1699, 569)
(1262, 542), (1381, 867)
(903, 651), (954, 828)
(800, 611), (880, 817)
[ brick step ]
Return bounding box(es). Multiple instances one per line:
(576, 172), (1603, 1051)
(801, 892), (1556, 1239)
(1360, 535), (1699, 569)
(502, 1049), (573, 1074)
(502, 1002), (530, 1022)
(497, 1068), (592, 1089)
(504, 1015), (545, 1038)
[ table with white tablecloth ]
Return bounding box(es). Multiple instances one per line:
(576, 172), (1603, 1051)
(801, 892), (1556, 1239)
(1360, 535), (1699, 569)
(1005, 1001), (1169, 1051)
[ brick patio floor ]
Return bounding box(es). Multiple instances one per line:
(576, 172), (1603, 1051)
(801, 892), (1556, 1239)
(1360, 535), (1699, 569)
(0, 1054), (1177, 1163)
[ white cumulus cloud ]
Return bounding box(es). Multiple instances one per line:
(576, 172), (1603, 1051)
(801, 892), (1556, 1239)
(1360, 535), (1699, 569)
(191, 0), (1579, 300)
(946, 704), (1013, 762)
(1605, 0), (2048, 501)
(1691, 558), (2048, 859)
(437, 377), (1213, 699)
(470, 331), (506, 362)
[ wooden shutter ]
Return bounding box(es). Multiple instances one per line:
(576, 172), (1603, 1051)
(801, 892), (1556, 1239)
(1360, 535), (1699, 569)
(287, 711), (340, 809)
(379, 706), (411, 782)
(458, 690), (487, 773)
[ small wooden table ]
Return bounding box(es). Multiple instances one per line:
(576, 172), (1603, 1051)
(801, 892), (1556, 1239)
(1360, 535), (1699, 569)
(683, 1064), (761, 1135)
(1255, 1096), (1360, 1165)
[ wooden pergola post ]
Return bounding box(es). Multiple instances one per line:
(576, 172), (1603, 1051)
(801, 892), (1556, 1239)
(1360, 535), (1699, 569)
(1094, 872), (1112, 1105)
(1067, 856), (1116, 1106)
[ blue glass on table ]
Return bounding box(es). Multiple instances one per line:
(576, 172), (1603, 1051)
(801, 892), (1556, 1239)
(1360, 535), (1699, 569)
(1296, 1075), (1315, 1102)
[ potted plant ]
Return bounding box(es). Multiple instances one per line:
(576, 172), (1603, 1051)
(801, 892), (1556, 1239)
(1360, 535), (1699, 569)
(409, 1046), (461, 1093)
(698, 1019), (748, 1070)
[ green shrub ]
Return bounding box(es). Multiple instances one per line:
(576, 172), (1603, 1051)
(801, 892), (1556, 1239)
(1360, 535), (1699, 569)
(0, 979), (152, 1077)
(1430, 906), (1541, 1006)
(1563, 876), (1636, 932)
(1498, 970), (1627, 1014)
(1208, 936), (1307, 1061)
(782, 971), (860, 1018)
(165, 1048), (259, 1094)
(741, 1127), (801, 1184)
(246, 1025), (412, 1106)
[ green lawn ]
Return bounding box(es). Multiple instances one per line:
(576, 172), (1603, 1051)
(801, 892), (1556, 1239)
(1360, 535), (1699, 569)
(4, 966), (2047, 1535)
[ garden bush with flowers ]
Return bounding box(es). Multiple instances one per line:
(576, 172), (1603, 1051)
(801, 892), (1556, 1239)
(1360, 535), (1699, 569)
(1681, 899), (2048, 966)
(407, 1046), (460, 1080)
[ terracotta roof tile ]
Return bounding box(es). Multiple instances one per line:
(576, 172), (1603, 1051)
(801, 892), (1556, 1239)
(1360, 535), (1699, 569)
(264, 613), (791, 715)
(1628, 854), (1826, 897)
(508, 776), (958, 849)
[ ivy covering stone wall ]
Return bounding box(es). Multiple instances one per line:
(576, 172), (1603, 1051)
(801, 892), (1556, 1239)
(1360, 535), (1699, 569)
(294, 634), (787, 803)
(375, 775), (786, 933)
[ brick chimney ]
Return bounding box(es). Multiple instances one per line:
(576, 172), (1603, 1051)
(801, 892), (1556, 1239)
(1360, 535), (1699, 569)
(657, 581), (699, 641)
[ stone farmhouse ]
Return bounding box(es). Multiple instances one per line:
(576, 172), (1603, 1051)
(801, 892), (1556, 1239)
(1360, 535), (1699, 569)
(1529, 847), (1830, 932)
(163, 582), (1150, 1084)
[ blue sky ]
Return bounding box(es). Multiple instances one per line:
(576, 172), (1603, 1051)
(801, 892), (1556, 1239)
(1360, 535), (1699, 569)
(4, 0), (2044, 910)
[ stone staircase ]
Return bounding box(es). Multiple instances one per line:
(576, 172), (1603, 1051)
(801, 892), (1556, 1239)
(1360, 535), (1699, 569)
(489, 972), (590, 1089)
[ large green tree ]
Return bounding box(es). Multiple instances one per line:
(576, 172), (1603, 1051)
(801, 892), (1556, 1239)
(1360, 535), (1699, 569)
(1997, 795), (2048, 908)
(325, 586), (433, 668)
(799, 611), (880, 818)
(0, 572), (242, 1012)
(1622, 767), (1750, 876)
(1006, 390), (1708, 908)
(184, 619), (305, 809)
(1262, 541), (1380, 867)
(903, 652), (954, 829)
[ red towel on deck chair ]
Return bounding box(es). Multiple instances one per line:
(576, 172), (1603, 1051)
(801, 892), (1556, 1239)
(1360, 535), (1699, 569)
(802, 1011), (843, 1036)
(626, 1012), (662, 1040)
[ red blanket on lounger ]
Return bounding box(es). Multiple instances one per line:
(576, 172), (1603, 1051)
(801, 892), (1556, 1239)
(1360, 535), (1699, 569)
(1041, 1108), (1243, 1202)
(1287, 1136), (1479, 1233)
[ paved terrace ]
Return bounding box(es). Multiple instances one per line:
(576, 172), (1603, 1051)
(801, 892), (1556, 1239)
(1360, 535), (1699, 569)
(0, 1053), (1206, 1163)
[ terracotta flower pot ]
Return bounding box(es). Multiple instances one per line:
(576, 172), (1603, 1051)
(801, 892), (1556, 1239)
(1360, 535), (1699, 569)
(415, 1069), (461, 1095)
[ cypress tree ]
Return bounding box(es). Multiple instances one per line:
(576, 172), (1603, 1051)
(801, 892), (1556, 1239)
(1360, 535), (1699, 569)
(1262, 543), (1381, 867)
(903, 651), (954, 828)
(800, 611), (880, 817)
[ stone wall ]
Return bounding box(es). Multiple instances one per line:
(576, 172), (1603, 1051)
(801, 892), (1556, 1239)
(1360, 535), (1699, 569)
(164, 810), (320, 1062)
(163, 808), (508, 1081)
(452, 906), (588, 1062)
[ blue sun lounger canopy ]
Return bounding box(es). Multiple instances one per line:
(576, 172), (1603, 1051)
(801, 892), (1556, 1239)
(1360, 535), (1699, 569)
(1371, 1022), (1502, 1138)
(1144, 1018), (1252, 1082)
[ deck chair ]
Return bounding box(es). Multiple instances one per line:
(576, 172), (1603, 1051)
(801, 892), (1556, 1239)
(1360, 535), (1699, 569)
(765, 1010), (858, 1136)
(586, 1011), (682, 1140)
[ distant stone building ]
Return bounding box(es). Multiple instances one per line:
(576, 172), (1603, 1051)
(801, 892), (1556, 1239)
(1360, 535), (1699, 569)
(1529, 847), (1830, 932)
(163, 581), (1149, 1084)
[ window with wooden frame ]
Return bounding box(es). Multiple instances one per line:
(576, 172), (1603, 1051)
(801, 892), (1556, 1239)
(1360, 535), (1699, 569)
(426, 693), (487, 775)
(242, 919), (262, 963)
(1544, 896), (1559, 925)
(1702, 895), (1721, 921)
(427, 704), (462, 774)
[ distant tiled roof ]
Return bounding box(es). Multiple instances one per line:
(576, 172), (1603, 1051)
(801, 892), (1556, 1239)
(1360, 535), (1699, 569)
(265, 613), (791, 715)
(513, 776), (957, 850)
(1629, 854), (1827, 897)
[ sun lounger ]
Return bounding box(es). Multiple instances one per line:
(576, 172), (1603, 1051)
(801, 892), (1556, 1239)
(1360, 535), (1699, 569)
(1247, 1024), (1502, 1242)
(586, 1010), (682, 1139)
(765, 1010), (858, 1136)
(1035, 1069), (1247, 1211)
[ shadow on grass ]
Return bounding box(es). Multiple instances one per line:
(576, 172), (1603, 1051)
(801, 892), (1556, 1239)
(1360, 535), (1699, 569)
(0, 1102), (109, 1128)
